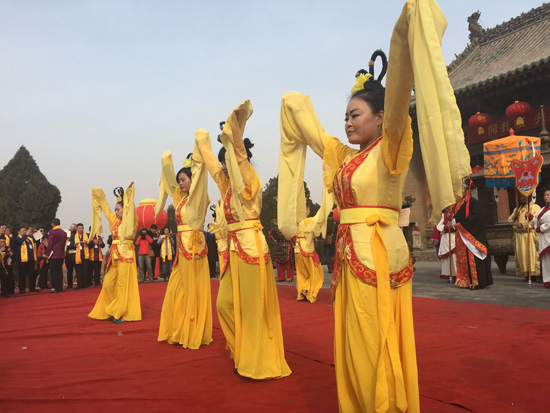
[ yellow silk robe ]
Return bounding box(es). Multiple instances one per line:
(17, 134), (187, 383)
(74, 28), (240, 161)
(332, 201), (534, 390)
(208, 199), (228, 278)
(156, 139), (213, 350)
(88, 184), (141, 322)
(197, 104), (291, 380)
(279, 2), (470, 411)
(293, 217), (324, 303)
(508, 202), (541, 277)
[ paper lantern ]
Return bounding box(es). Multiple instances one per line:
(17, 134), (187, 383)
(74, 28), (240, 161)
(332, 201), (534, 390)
(136, 199), (168, 231)
(468, 112), (492, 134)
(506, 101), (531, 128)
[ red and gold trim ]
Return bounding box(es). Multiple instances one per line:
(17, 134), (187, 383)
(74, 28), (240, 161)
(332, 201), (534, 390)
(455, 232), (478, 288)
(332, 137), (382, 208)
(330, 223), (413, 296)
(455, 223), (487, 255)
(439, 248), (456, 260)
(223, 187), (235, 223)
(177, 241), (207, 260)
(218, 248), (229, 279)
(175, 196), (189, 225)
(227, 231), (271, 265)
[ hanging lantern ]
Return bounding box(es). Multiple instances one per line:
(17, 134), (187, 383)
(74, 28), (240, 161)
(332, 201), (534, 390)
(136, 199), (168, 231)
(506, 101), (531, 128)
(468, 112), (492, 134)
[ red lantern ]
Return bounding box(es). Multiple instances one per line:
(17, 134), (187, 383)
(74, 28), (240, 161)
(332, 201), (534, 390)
(468, 112), (492, 135)
(136, 199), (168, 231)
(506, 101), (531, 128)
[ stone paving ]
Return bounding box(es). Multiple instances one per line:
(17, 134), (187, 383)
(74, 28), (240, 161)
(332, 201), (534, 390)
(302, 257), (550, 310)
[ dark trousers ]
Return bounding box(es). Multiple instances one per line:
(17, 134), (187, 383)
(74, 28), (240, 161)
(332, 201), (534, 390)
(1, 267), (13, 296)
(49, 258), (64, 292)
(65, 253), (75, 287)
(90, 260), (102, 286)
(160, 258), (172, 279)
(38, 262), (50, 289)
(324, 244), (334, 273)
(17, 261), (36, 292)
(75, 260), (90, 287)
(151, 256), (159, 277)
(208, 260), (217, 278)
(5, 265), (15, 294)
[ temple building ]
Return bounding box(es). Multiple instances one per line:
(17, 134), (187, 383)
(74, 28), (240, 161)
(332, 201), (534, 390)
(407, 3), (550, 271)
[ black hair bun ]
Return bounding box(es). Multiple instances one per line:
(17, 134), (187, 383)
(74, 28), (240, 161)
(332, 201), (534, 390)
(369, 49), (387, 84)
(243, 138), (254, 159)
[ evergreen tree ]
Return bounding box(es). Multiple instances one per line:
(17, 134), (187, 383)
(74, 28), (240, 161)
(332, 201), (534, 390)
(0, 146), (61, 229)
(260, 175), (321, 239)
(166, 204), (177, 233)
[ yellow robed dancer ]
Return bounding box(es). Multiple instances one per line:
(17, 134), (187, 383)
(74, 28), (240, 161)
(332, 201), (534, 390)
(208, 199), (229, 278)
(156, 139), (213, 349)
(277, 146), (333, 303)
(280, 1), (471, 410)
(89, 184), (142, 323)
(196, 102), (291, 379)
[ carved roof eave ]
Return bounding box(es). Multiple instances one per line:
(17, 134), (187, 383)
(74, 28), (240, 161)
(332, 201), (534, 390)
(448, 3), (550, 73)
(453, 56), (550, 97)
(409, 57), (550, 115)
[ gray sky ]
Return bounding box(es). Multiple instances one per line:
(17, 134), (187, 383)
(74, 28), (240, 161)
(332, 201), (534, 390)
(1, 0), (546, 232)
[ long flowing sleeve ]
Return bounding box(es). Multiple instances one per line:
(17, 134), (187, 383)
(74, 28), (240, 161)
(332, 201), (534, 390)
(304, 187), (334, 244)
(219, 99), (259, 222)
(381, 1), (414, 176)
(185, 130), (210, 231)
(155, 151), (178, 218)
(208, 199), (227, 240)
(118, 183), (137, 243)
(280, 92), (353, 195)
(90, 187), (115, 238)
(278, 92), (346, 239)
(196, 129), (228, 196)
(406, 0), (472, 223)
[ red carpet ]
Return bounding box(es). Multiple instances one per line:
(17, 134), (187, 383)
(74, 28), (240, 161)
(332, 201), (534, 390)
(1, 281), (548, 412)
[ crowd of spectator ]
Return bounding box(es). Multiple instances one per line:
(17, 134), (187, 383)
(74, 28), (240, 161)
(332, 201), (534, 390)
(0, 220), (180, 298)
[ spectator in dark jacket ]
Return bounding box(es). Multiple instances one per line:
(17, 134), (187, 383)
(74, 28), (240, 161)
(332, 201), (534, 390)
(47, 218), (67, 293)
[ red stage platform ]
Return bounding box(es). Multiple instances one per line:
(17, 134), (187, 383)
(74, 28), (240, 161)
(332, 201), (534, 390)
(1, 281), (548, 412)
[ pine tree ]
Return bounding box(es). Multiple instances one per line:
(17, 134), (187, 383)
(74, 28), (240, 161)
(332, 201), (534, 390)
(166, 204), (177, 234)
(260, 175), (321, 238)
(0, 146), (61, 229)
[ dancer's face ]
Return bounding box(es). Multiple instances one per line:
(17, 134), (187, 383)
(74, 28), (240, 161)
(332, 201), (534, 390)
(177, 172), (192, 194)
(115, 204), (123, 220)
(345, 97), (384, 151)
(221, 161), (229, 178)
(544, 191), (550, 205)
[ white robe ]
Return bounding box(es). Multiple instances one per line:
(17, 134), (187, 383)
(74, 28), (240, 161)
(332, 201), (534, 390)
(436, 215), (456, 277)
(530, 207), (550, 283)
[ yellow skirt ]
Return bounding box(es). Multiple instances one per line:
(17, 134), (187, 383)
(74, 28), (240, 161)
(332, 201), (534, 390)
(157, 254), (213, 349)
(334, 264), (419, 413)
(295, 252), (324, 303)
(88, 258), (142, 321)
(217, 250), (292, 379)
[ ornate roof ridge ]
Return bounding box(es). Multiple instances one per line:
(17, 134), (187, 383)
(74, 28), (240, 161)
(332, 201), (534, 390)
(448, 3), (550, 73)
